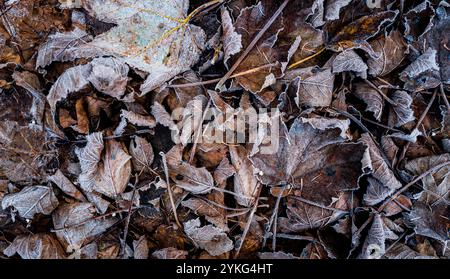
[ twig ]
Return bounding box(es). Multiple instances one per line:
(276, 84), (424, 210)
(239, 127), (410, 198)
(288, 47), (325, 69)
(234, 186), (262, 258)
(364, 79), (397, 106)
(160, 152), (182, 229)
(215, 0), (290, 90)
(262, 185), (286, 249)
(377, 160), (450, 212)
(120, 176), (139, 257)
(167, 63), (278, 89)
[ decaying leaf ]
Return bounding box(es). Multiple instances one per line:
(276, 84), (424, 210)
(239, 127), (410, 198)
(52, 202), (117, 250)
(2, 185), (59, 219)
(165, 145), (214, 194)
(77, 132), (132, 198)
(129, 136), (155, 173)
(184, 218), (233, 256)
(367, 30), (406, 77)
(292, 67), (335, 108)
(221, 7), (242, 65)
(229, 145), (258, 207)
(388, 91), (415, 127)
(332, 50), (368, 79)
(0, 121), (56, 184)
(359, 133), (402, 205)
(353, 82), (384, 121)
(4, 233), (66, 259)
(152, 247), (188, 259)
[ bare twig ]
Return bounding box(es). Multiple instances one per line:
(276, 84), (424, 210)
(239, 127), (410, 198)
(160, 151), (183, 229)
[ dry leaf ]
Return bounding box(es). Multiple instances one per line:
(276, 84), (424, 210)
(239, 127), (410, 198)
(2, 185), (59, 219)
(4, 233), (66, 259)
(184, 218), (233, 256)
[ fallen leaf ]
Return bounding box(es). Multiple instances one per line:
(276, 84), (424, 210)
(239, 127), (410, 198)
(3, 233), (66, 259)
(367, 30), (406, 77)
(129, 136), (155, 173)
(184, 218), (233, 256)
(2, 185), (59, 219)
(52, 202), (117, 250)
(292, 67), (335, 108)
(332, 50), (368, 79)
(229, 145), (258, 207)
(388, 90), (415, 127)
(165, 145), (214, 194)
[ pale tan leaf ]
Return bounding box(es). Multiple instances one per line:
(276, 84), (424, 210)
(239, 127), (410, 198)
(184, 218), (233, 256)
(4, 233), (66, 259)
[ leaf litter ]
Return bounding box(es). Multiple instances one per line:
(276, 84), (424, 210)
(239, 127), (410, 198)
(0, 0), (449, 259)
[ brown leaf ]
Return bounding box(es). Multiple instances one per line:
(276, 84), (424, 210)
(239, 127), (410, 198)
(52, 202), (117, 250)
(353, 82), (384, 121)
(408, 201), (450, 243)
(388, 90), (415, 127)
(327, 10), (398, 54)
(129, 136), (154, 173)
(133, 236), (149, 259)
(1, 185), (59, 219)
(184, 218), (233, 256)
(359, 133), (402, 205)
(181, 198), (227, 231)
(292, 67), (335, 108)
(367, 30), (406, 77)
(4, 233), (66, 259)
(221, 7), (242, 65)
(405, 154), (450, 205)
(250, 117), (366, 206)
(0, 121), (56, 184)
(152, 247), (188, 259)
(332, 50), (368, 79)
(165, 145), (214, 194)
(77, 132), (132, 198)
(48, 169), (86, 202)
(229, 145), (258, 207)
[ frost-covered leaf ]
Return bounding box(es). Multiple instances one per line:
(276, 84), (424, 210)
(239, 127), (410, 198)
(152, 247), (188, 259)
(293, 67), (335, 107)
(52, 202), (117, 249)
(74, 0), (205, 94)
(221, 7), (242, 65)
(0, 121), (56, 184)
(129, 136), (154, 173)
(76, 132), (131, 198)
(133, 236), (149, 259)
(36, 27), (93, 68)
(2, 185), (59, 219)
(367, 30), (406, 77)
(166, 145), (214, 194)
(388, 91), (415, 127)
(405, 154), (450, 205)
(48, 169), (86, 202)
(358, 214), (386, 259)
(327, 10), (399, 54)
(400, 48), (441, 92)
(408, 202), (449, 243)
(359, 133), (402, 205)
(332, 50), (368, 79)
(4, 233), (66, 259)
(181, 198), (227, 230)
(353, 82), (384, 121)
(184, 218), (233, 256)
(229, 145), (258, 207)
